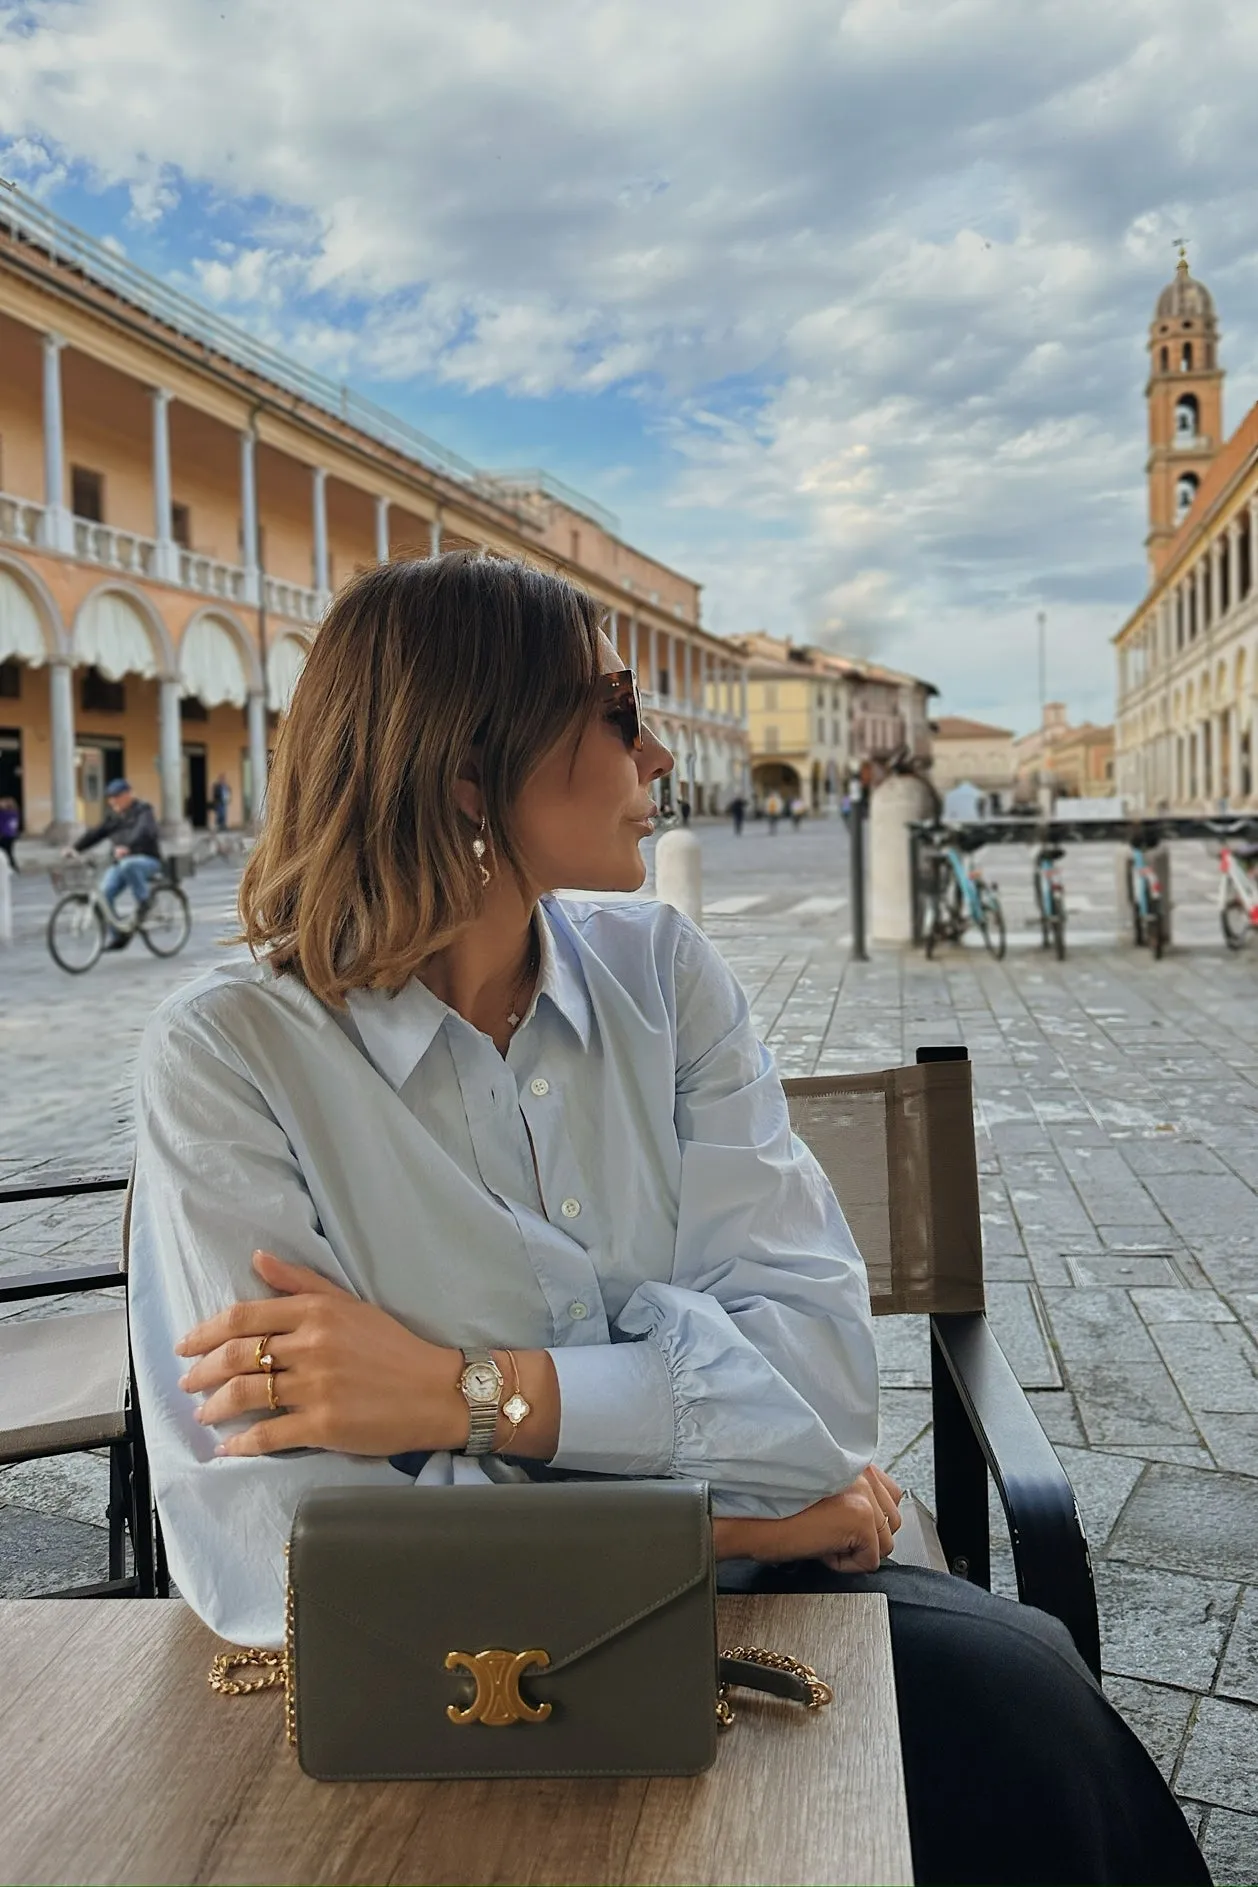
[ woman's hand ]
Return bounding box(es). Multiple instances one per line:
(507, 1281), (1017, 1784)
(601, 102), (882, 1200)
(175, 1251), (468, 1459)
(712, 1465), (904, 1574)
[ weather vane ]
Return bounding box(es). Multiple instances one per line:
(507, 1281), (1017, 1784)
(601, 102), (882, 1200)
(1173, 236), (1190, 269)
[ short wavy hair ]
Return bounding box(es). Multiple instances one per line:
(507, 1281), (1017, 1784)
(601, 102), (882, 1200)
(238, 553), (603, 1005)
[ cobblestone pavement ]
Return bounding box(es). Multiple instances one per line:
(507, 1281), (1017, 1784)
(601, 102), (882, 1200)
(2, 823), (1255, 1882)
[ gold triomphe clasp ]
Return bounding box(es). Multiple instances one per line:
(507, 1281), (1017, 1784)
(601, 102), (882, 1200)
(445, 1648), (552, 1726)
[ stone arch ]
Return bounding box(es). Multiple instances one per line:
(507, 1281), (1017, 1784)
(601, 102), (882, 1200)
(0, 551), (68, 664)
(267, 631), (312, 713)
(179, 607), (262, 707)
(73, 581), (175, 680)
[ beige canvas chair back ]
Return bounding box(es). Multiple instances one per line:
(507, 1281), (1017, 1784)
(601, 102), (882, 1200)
(782, 1060), (984, 1317)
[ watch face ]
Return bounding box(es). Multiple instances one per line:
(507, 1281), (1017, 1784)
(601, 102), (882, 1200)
(463, 1362), (501, 1401)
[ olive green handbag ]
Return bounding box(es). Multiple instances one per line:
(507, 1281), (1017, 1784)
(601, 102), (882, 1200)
(211, 1480), (833, 1781)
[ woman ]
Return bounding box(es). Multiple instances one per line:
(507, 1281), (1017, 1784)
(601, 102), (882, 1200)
(131, 555), (1205, 1887)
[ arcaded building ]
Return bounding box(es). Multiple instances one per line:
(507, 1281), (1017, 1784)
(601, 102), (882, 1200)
(1114, 250), (1257, 811)
(0, 193), (748, 840)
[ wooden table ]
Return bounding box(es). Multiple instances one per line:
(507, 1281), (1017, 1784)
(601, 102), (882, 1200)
(0, 1595), (912, 1886)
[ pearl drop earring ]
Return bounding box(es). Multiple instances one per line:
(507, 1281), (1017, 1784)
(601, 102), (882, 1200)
(471, 817), (491, 886)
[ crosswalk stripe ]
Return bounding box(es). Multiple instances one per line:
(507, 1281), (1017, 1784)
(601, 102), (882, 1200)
(787, 895), (848, 916)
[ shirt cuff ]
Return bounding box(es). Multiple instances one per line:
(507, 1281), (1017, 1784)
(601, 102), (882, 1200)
(547, 1339), (676, 1477)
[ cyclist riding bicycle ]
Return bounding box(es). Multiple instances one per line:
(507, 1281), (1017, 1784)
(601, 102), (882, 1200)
(62, 777), (163, 950)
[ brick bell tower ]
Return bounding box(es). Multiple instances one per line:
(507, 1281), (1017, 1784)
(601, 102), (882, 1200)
(1146, 244), (1223, 576)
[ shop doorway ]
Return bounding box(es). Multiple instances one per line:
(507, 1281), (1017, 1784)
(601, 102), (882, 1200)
(183, 744), (209, 828)
(0, 729), (22, 823)
(75, 741), (126, 829)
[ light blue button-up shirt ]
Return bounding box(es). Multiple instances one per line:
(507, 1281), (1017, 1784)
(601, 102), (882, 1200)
(129, 894), (878, 1645)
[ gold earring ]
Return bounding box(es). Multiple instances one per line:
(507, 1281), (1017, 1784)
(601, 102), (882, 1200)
(471, 817), (491, 886)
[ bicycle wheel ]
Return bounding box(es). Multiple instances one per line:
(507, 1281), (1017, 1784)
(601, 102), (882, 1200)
(979, 889), (1007, 960)
(1221, 892), (1250, 950)
(47, 892), (105, 973)
(139, 884), (192, 958)
(1050, 890), (1066, 962)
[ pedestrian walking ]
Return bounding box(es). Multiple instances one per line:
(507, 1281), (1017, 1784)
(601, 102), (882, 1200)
(211, 773), (232, 832)
(678, 794), (691, 827)
(728, 793), (746, 836)
(0, 797), (20, 871)
(765, 789), (783, 834)
(789, 794), (806, 831)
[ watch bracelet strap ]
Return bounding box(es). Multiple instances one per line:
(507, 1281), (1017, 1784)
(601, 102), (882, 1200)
(461, 1346), (501, 1455)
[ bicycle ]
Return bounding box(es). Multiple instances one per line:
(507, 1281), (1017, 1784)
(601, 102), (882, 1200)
(922, 832), (1007, 960)
(1034, 842), (1067, 961)
(47, 858), (192, 974)
(1127, 836), (1165, 960)
(1217, 838), (1258, 949)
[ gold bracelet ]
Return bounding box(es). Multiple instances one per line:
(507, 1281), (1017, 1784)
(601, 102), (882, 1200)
(497, 1348), (532, 1445)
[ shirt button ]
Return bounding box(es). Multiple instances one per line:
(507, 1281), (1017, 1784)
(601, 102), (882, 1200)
(530, 1077), (550, 1096)
(568, 1301), (589, 1320)
(560, 1197), (581, 1218)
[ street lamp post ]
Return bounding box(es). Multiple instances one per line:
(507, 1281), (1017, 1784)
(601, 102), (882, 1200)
(1036, 610), (1049, 815)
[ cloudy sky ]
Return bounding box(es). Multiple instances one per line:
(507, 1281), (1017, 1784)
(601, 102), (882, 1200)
(5, 0), (1258, 733)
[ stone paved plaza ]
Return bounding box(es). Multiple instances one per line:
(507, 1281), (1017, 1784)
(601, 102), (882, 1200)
(2, 819), (1256, 1882)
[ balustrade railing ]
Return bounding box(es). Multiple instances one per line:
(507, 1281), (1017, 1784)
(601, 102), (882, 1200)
(179, 550), (247, 603)
(0, 492), (46, 548)
(73, 518), (159, 578)
(264, 576), (328, 626)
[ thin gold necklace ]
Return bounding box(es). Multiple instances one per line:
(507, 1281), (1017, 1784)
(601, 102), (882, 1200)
(506, 922), (540, 1030)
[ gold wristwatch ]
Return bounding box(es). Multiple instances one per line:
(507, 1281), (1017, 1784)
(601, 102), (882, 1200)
(457, 1348), (504, 1456)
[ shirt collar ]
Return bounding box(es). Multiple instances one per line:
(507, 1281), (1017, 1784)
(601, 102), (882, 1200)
(344, 896), (591, 1093)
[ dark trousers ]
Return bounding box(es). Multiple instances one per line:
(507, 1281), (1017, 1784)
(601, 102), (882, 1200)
(731, 1560), (1209, 1887)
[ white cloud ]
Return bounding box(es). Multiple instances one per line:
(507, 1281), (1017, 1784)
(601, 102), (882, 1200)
(3, 0), (1258, 729)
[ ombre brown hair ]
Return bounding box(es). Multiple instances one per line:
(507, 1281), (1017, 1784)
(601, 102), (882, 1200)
(238, 553), (603, 1005)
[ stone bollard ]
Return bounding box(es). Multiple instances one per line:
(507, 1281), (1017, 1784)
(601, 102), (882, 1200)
(0, 849), (11, 945)
(654, 825), (703, 926)
(871, 772), (935, 943)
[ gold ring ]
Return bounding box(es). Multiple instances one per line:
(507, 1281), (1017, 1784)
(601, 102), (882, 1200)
(254, 1334), (275, 1373)
(267, 1371), (280, 1413)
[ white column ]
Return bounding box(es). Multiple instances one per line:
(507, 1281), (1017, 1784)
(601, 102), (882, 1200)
(1228, 706), (1241, 809)
(42, 333), (73, 553)
(650, 625), (660, 698)
(311, 467), (329, 594)
(375, 495), (390, 564)
(247, 691), (269, 830)
(429, 513), (442, 558)
(739, 670), (748, 727)
(150, 387), (176, 582)
(1225, 528), (1237, 616)
(628, 615), (639, 677)
(239, 429), (260, 606)
(158, 676), (184, 833)
(48, 658), (76, 835)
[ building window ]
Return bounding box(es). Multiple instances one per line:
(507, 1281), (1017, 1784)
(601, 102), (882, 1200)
(1219, 544), (1230, 615)
(1240, 528), (1252, 600)
(80, 666), (125, 713)
(764, 725), (779, 752)
(658, 667), (670, 698)
(0, 660), (20, 700)
(180, 696), (209, 722)
(763, 682), (778, 709)
(570, 530), (580, 564)
(817, 717), (825, 743)
(71, 466), (104, 522)
(1180, 341), (1193, 371)
(1160, 345), (1169, 371)
(171, 502), (191, 549)
(1175, 472), (1199, 524)
(1174, 394), (1198, 440)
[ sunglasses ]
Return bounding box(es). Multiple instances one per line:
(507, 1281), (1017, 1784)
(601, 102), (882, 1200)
(601, 669), (645, 750)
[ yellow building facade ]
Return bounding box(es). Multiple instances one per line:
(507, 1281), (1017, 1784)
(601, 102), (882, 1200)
(729, 631), (935, 809)
(1115, 253), (1258, 812)
(0, 191), (747, 841)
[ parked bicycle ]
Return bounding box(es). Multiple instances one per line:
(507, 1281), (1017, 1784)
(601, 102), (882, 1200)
(922, 831), (1007, 960)
(1217, 838), (1258, 949)
(1034, 842), (1067, 961)
(1127, 835), (1165, 960)
(47, 857), (192, 974)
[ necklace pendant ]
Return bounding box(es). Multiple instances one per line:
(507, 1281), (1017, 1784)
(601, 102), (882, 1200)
(507, 1010), (521, 1028)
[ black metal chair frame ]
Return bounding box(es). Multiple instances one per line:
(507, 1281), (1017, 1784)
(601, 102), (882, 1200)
(0, 1168), (166, 1599)
(916, 1047), (1101, 1678)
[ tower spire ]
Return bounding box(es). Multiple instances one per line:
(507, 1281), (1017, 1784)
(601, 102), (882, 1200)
(1145, 249), (1222, 576)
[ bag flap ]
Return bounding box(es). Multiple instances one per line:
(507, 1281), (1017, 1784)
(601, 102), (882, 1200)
(289, 1481), (712, 1677)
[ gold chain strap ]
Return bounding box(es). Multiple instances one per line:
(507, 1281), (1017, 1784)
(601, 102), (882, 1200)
(716, 1644), (835, 1729)
(208, 1623), (829, 1743)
